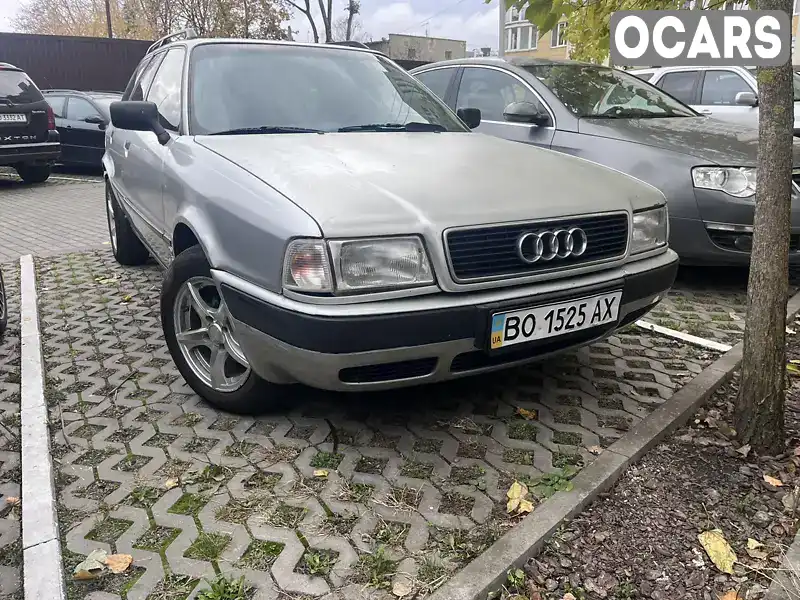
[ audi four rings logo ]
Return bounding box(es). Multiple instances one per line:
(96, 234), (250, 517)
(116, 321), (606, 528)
(516, 228), (588, 264)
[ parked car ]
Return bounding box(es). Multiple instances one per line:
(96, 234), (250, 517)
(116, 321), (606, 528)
(411, 57), (800, 266)
(42, 90), (121, 167)
(628, 65), (800, 135)
(0, 62), (60, 183)
(104, 32), (678, 413)
(0, 268), (6, 336)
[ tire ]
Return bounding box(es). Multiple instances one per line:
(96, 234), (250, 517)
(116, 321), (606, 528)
(106, 182), (149, 266)
(15, 164), (51, 184)
(161, 245), (289, 414)
(0, 270), (7, 336)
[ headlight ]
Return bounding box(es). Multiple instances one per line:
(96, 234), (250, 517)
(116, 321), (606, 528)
(282, 239), (333, 293)
(330, 237), (434, 292)
(632, 206), (668, 254)
(692, 166), (756, 198)
(282, 236), (434, 294)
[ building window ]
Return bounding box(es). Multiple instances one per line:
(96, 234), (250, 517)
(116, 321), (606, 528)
(407, 47), (417, 59)
(445, 50), (452, 60)
(795, 0), (800, 14)
(505, 24), (538, 52)
(551, 22), (567, 48)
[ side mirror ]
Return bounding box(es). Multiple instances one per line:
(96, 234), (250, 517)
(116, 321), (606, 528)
(503, 101), (550, 126)
(110, 101), (170, 145)
(735, 91), (758, 107)
(457, 107), (481, 129)
(84, 114), (104, 125)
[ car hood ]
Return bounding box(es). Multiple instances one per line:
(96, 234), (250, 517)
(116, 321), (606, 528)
(196, 132), (663, 238)
(579, 116), (800, 166)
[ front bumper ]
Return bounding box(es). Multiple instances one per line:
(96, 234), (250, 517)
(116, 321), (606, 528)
(0, 141), (60, 166)
(218, 250), (679, 391)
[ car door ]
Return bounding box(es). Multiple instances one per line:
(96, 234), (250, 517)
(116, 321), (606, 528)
(454, 66), (555, 148)
(109, 50), (166, 259)
(695, 69), (758, 127)
(134, 46), (186, 264)
(63, 96), (106, 165)
(653, 69), (701, 110)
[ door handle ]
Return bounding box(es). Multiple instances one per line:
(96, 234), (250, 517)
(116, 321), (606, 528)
(700, 109), (712, 114)
(65, 125), (73, 129)
(124, 141), (131, 150)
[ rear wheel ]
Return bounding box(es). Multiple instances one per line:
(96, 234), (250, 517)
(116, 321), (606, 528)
(0, 270), (7, 336)
(161, 245), (289, 414)
(15, 164), (50, 184)
(106, 182), (149, 266)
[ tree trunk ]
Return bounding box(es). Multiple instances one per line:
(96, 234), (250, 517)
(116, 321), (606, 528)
(104, 0), (113, 37)
(735, 0), (794, 454)
(345, 1), (354, 40)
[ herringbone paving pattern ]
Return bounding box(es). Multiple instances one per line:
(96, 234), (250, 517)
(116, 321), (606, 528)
(35, 250), (721, 599)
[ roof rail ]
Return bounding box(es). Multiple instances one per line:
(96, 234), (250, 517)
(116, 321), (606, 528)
(146, 28), (197, 55)
(327, 40), (370, 49)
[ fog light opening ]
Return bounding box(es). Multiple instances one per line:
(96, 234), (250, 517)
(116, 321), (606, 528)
(734, 235), (753, 252)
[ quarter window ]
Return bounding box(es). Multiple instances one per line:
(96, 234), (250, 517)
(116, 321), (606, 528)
(415, 68), (454, 100)
(146, 47), (185, 131)
(457, 68), (544, 123)
(129, 53), (163, 101)
(700, 70), (752, 105)
(658, 70), (700, 104)
(67, 97), (100, 121)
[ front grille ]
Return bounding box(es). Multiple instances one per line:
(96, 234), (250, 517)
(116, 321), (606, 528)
(339, 357), (437, 383)
(445, 213), (628, 282)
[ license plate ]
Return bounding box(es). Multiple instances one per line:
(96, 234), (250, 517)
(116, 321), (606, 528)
(0, 114), (26, 123)
(489, 291), (622, 350)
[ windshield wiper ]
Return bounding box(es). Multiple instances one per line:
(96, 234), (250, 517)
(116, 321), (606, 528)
(337, 122), (446, 132)
(209, 126), (324, 135)
(587, 110), (685, 119)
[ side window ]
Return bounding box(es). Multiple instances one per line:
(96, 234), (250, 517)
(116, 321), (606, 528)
(457, 67), (543, 122)
(700, 70), (753, 105)
(415, 69), (455, 100)
(658, 71), (699, 104)
(129, 53), (164, 101)
(66, 97), (100, 121)
(146, 48), (185, 131)
(45, 95), (66, 117)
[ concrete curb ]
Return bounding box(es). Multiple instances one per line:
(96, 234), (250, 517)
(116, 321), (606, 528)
(19, 254), (66, 600)
(765, 525), (800, 599)
(430, 289), (800, 600)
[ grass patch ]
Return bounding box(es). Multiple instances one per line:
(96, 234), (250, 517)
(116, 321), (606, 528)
(133, 526), (180, 552)
(552, 431), (583, 446)
(551, 408), (582, 426)
(354, 456), (388, 475)
(412, 438), (443, 453)
(506, 420), (538, 441)
(310, 451), (344, 470)
(142, 573), (198, 599)
(168, 492), (208, 516)
(439, 491), (474, 516)
(352, 546), (397, 590)
(126, 485), (160, 508)
(86, 517), (132, 545)
(399, 459), (433, 479)
(266, 503), (306, 529)
(456, 440), (487, 459)
(184, 532), (231, 561)
(552, 452), (583, 469)
(449, 464), (485, 486)
(238, 540), (284, 571)
(215, 492), (273, 524)
(339, 481), (374, 504)
(197, 574), (253, 600)
(297, 549), (337, 577)
(502, 448), (534, 466)
(374, 520), (410, 547)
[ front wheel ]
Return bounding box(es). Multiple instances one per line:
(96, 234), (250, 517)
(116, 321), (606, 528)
(161, 245), (289, 414)
(106, 182), (149, 266)
(15, 164), (50, 184)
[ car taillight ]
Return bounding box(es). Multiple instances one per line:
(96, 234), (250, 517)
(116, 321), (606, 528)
(46, 105), (55, 130)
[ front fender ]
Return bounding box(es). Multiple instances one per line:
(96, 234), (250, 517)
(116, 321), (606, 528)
(171, 206), (220, 269)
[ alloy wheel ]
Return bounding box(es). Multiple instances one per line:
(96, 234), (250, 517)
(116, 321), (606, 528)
(173, 277), (251, 392)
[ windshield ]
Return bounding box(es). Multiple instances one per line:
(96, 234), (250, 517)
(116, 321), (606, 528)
(188, 43), (468, 135)
(524, 64), (697, 119)
(0, 69), (44, 104)
(747, 68), (800, 101)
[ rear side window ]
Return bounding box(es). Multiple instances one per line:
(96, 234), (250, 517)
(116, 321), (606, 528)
(415, 68), (455, 100)
(46, 95), (67, 117)
(0, 69), (44, 104)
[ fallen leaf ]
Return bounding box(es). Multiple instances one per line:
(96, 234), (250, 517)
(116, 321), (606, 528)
(718, 591), (741, 600)
(746, 547), (768, 560)
(764, 474), (784, 487)
(122, 295), (132, 302)
(729, 312), (741, 321)
(73, 549), (108, 580)
(698, 529), (737, 574)
(515, 407), (538, 420)
(164, 478), (179, 490)
(788, 328), (797, 335)
(313, 469), (329, 478)
(392, 580), (412, 598)
(5, 497), (19, 506)
(517, 498), (534, 514)
(747, 538), (763, 550)
(506, 480), (529, 514)
(788, 361), (800, 376)
(736, 444), (751, 458)
(587, 445), (603, 455)
(562, 594), (577, 600)
(104, 553), (133, 574)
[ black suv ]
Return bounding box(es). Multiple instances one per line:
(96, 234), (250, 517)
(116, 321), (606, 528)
(0, 62), (60, 183)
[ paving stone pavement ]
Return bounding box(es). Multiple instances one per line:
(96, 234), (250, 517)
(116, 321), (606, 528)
(0, 262), (21, 600)
(34, 250), (724, 600)
(0, 174), (106, 262)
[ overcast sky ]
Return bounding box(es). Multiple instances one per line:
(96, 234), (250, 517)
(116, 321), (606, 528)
(0, 0), (501, 51)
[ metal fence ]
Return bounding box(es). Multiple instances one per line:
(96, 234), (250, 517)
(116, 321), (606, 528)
(0, 33), (151, 92)
(0, 32), (431, 93)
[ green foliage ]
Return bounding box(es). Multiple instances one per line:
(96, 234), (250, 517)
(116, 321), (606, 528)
(529, 465), (579, 499)
(495, 0), (755, 63)
(197, 574), (250, 600)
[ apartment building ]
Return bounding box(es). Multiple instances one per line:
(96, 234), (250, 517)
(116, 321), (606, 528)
(498, 4), (569, 59)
